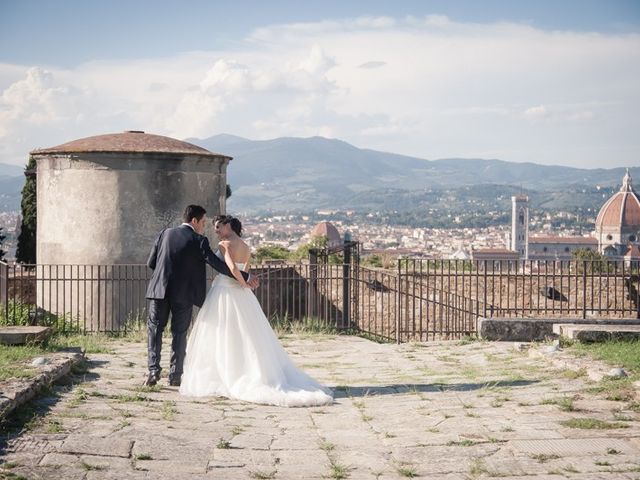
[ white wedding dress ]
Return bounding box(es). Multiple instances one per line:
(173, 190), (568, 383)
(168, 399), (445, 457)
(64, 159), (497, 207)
(179, 253), (333, 407)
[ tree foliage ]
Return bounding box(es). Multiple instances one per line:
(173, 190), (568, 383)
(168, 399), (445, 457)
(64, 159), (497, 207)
(572, 248), (611, 273)
(253, 235), (344, 264)
(16, 156), (37, 264)
(253, 245), (291, 263)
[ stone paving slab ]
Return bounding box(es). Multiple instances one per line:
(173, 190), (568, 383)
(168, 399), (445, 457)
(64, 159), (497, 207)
(0, 335), (638, 479)
(509, 438), (637, 456)
(59, 435), (134, 457)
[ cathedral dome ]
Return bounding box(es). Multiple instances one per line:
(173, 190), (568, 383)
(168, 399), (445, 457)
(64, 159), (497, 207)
(310, 221), (342, 247)
(595, 170), (640, 230)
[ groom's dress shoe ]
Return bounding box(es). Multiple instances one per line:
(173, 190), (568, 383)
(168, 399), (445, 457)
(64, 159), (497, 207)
(168, 377), (181, 387)
(144, 372), (160, 387)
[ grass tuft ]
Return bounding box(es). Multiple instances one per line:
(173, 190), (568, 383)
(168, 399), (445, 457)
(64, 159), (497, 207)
(560, 417), (629, 429)
(319, 441), (335, 452)
(249, 470), (277, 479)
(540, 396), (577, 412)
(396, 465), (418, 477)
(270, 315), (337, 338)
(80, 461), (106, 471)
(216, 438), (232, 449)
(114, 393), (148, 403)
(161, 401), (177, 421)
(447, 439), (479, 447)
(531, 453), (560, 463)
(327, 460), (350, 479)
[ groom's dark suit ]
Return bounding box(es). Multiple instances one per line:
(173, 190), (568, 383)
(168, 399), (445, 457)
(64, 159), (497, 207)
(145, 223), (249, 384)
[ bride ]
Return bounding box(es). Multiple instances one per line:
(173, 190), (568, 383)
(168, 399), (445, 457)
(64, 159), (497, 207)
(179, 215), (333, 407)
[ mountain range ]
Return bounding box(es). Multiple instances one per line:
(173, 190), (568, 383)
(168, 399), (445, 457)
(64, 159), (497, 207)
(0, 135), (634, 215)
(188, 134), (637, 213)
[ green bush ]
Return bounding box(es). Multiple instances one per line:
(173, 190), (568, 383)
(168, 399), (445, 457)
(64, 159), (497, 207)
(0, 300), (82, 334)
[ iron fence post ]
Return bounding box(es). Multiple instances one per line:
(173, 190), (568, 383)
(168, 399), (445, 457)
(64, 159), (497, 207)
(483, 260), (488, 318)
(582, 260), (587, 319)
(342, 241), (351, 330)
(0, 262), (8, 323)
(396, 259), (401, 344)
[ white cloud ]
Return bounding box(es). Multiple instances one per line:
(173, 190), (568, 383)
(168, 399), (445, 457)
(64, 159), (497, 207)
(358, 61), (387, 69)
(0, 16), (638, 168)
(524, 105), (550, 120)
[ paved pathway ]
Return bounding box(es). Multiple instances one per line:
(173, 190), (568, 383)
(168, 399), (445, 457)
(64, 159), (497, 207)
(1, 335), (639, 479)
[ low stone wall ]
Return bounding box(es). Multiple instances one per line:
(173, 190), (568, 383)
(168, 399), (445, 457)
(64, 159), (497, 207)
(0, 351), (84, 420)
(477, 316), (640, 342)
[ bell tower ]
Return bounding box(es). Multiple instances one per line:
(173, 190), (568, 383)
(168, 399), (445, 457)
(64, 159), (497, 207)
(511, 194), (529, 259)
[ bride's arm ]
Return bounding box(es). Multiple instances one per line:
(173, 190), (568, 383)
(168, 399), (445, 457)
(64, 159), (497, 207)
(219, 241), (249, 288)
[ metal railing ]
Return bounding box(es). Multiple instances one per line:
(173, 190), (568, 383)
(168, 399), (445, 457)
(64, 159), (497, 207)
(1, 258), (637, 340)
(0, 263), (151, 333)
(398, 259), (640, 319)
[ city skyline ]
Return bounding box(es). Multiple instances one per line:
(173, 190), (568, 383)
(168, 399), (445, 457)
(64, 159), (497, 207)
(1, 0), (639, 169)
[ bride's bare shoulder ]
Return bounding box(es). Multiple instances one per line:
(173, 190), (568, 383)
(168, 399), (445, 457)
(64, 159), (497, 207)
(236, 239), (251, 260)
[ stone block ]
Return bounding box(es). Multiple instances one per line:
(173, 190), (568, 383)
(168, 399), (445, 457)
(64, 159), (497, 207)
(0, 326), (51, 345)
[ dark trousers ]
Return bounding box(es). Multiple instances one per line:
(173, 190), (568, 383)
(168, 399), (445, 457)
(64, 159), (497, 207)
(147, 298), (193, 381)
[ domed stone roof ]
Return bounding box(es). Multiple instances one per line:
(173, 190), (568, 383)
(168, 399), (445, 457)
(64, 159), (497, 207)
(311, 221), (341, 246)
(596, 169), (640, 229)
(31, 131), (230, 159)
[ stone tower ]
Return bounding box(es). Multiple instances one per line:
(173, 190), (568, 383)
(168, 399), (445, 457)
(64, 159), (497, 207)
(511, 194), (529, 259)
(30, 130), (231, 330)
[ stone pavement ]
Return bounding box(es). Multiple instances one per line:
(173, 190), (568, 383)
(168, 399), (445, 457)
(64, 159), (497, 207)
(1, 335), (639, 479)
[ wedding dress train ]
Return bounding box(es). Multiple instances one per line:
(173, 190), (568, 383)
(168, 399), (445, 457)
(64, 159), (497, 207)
(179, 258), (333, 407)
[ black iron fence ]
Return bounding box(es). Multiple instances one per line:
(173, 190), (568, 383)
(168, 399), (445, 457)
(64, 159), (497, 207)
(0, 263), (150, 333)
(1, 258), (638, 341)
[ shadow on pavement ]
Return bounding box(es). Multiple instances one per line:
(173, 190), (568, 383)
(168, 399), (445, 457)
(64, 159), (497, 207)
(332, 379), (539, 398)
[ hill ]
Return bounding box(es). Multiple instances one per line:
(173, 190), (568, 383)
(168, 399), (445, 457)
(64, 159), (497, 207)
(189, 134), (635, 213)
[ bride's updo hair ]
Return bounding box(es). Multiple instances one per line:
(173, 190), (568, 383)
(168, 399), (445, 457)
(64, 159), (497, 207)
(214, 215), (243, 237)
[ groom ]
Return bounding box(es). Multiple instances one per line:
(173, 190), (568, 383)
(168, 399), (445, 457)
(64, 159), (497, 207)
(144, 204), (258, 387)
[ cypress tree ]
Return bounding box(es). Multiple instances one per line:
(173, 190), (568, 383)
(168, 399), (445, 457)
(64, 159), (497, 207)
(16, 155), (37, 264)
(0, 227), (6, 262)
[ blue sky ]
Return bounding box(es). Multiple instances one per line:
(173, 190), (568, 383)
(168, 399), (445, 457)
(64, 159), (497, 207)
(3, 0), (640, 65)
(1, 0), (639, 168)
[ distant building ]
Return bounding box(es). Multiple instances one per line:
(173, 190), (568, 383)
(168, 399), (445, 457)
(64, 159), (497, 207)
(595, 169), (640, 257)
(528, 236), (598, 261)
(310, 221), (342, 248)
(504, 170), (639, 261)
(511, 194), (529, 258)
(471, 248), (520, 269)
(450, 248), (470, 260)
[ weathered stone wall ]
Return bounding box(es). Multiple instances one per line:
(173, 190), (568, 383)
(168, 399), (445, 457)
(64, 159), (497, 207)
(36, 152), (228, 264)
(34, 151), (229, 330)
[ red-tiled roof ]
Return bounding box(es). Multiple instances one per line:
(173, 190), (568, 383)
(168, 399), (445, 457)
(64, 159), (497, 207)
(311, 221), (341, 244)
(472, 248), (520, 255)
(529, 236), (597, 245)
(31, 131), (230, 159)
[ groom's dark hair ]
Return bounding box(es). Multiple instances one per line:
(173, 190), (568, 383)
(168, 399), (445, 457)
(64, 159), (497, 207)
(183, 205), (206, 223)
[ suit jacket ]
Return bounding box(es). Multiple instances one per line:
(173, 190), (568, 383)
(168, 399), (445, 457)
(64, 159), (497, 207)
(145, 224), (249, 308)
